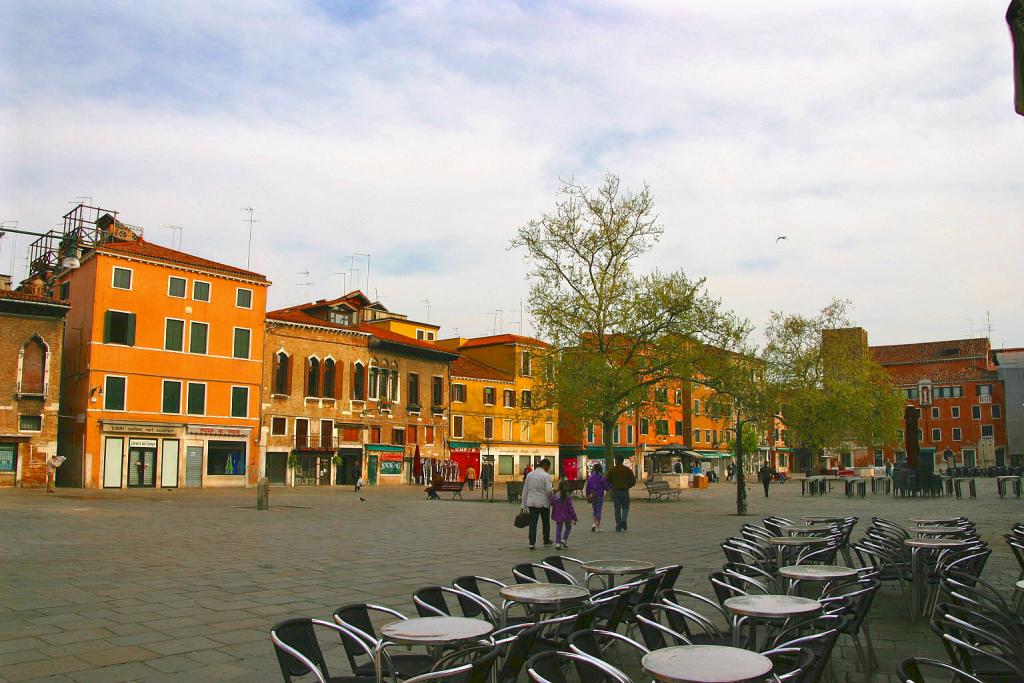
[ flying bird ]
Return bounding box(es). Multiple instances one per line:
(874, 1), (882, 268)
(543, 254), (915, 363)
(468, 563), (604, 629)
(776, 236), (787, 243)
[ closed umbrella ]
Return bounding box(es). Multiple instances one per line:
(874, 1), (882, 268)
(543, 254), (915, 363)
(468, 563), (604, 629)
(413, 445), (423, 483)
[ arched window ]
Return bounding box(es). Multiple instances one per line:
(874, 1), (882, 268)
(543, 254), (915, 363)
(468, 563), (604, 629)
(20, 337), (46, 395)
(273, 351), (290, 395)
(306, 357), (320, 397)
(323, 358), (336, 399)
(368, 361), (379, 400)
(353, 361), (366, 400)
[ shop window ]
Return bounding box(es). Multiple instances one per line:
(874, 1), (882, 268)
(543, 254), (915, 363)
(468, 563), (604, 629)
(165, 319), (184, 351)
(189, 321), (208, 354)
(192, 280), (211, 302)
(353, 361), (365, 400)
(206, 441), (245, 475)
(104, 376), (126, 411)
(186, 382), (206, 415)
(112, 267), (132, 290)
(168, 276), (186, 298)
(0, 443), (15, 472)
(452, 415), (464, 439)
(231, 386), (248, 418)
(432, 376), (444, 407)
(233, 329), (251, 359)
(18, 415), (42, 431)
(162, 380), (182, 414)
(451, 383), (466, 403)
(103, 310), (136, 346)
(19, 337), (46, 395)
(322, 359), (336, 399)
(407, 373), (420, 407)
(306, 357), (320, 397)
(274, 352), (291, 394)
(484, 417), (494, 440)
(484, 387), (497, 406)
(235, 288), (252, 309)
(499, 454), (514, 476)
(521, 390), (532, 408)
(271, 417), (287, 435)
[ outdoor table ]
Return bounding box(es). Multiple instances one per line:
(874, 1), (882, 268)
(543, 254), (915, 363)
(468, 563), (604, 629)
(870, 477), (891, 495)
(996, 475), (1022, 498)
(768, 536), (829, 567)
(581, 559), (655, 589)
(909, 517), (961, 526)
(1015, 580), (1024, 613)
(376, 617), (493, 683)
(642, 645), (773, 683)
(904, 538), (970, 619)
(723, 595), (821, 649)
(802, 516), (846, 523)
(777, 523), (836, 536)
(914, 526), (966, 537)
(952, 478), (976, 499)
(499, 583), (590, 624)
(778, 564), (858, 595)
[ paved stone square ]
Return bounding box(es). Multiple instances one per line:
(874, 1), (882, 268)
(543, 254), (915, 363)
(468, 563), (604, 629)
(1, 481), (1020, 682)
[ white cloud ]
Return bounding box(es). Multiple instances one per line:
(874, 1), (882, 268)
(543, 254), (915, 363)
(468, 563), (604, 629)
(1, 1), (1021, 346)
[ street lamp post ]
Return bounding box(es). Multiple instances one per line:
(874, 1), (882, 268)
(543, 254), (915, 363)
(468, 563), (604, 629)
(733, 413), (781, 516)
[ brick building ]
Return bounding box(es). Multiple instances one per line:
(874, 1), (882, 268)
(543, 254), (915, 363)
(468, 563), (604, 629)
(0, 280), (69, 487)
(870, 337), (1007, 469)
(262, 292), (456, 486)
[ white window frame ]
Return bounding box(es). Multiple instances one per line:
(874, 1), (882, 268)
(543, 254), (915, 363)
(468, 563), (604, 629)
(164, 317), (186, 352)
(230, 385), (249, 418)
(521, 420), (530, 441)
(167, 275), (187, 298)
(971, 405), (981, 420)
(111, 266), (133, 290)
(192, 279), (212, 302)
(931, 428), (941, 442)
(270, 416), (288, 436)
(694, 429), (701, 443)
(232, 327), (252, 360)
(504, 419), (514, 440)
(427, 331), (435, 341)
(451, 383), (465, 403)
(992, 404), (1002, 419)
(931, 407), (940, 419)
(235, 287), (253, 309)
(951, 406), (961, 419)
(502, 389), (514, 407)
(693, 399), (700, 415)
(452, 414), (464, 439)
(981, 424), (994, 438)
(18, 414), (43, 432)
(416, 329), (425, 340)
(484, 386), (496, 406)
(161, 379), (183, 415)
(483, 417), (494, 440)
(521, 351), (532, 376)
(626, 424), (634, 444)
(952, 427), (962, 441)
(186, 381), (207, 416)
(104, 375), (128, 412)
(544, 421), (554, 443)
(189, 321), (209, 355)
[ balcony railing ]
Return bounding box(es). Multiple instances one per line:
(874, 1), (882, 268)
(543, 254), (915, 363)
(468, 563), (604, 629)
(294, 435), (340, 451)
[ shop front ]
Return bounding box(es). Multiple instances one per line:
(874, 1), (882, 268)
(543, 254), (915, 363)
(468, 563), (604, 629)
(449, 441), (481, 482)
(494, 444), (560, 481)
(334, 447), (362, 486)
(365, 444), (404, 485)
(99, 421), (252, 489)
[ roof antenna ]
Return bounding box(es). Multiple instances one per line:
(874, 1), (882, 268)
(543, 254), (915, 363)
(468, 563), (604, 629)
(332, 271), (347, 293)
(423, 298), (431, 321)
(967, 318), (974, 337)
(984, 311), (994, 342)
(354, 252), (371, 291)
(160, 224), (182, 250)
(296, 271), (314, 300)
(241, 207), (258, 269)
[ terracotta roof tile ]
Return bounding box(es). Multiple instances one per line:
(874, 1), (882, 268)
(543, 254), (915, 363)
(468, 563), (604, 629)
(870, 338), (990, 364)
(460, 333), (549, 349)
(98, 239), (269, 282)
(886, 365), (998, 385)
(0, 289), (68, 306)
(450, 355), (513, 381)
(352, 324), (456, 355)
(266, 309), (371, 335)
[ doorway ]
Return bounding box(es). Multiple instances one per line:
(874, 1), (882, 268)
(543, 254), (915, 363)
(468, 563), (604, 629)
(185, 446), (203, 487)
(367, 454), (379, 485)
(266, 452), (287, 485)
(294, 453), (331, 486)
(127, 446), (157, 487)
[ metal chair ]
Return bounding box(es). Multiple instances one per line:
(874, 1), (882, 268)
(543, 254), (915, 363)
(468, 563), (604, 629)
(413, 585), (498, 623)
(401, 645), (501, 683)
(271, 617), (380, 683)
(767, 613), (849, 683)
(897, 657), (984, 683)
(512, 563), (543, 584)
(333, 604), (435, 681)
(567, 627), (649, 662)
(526, 650), (633, 683)
(819, 579), (881, 682)
(632, 603), (693, 651)
(931, 603), (1024, 680)
(760, 647), (815, 682)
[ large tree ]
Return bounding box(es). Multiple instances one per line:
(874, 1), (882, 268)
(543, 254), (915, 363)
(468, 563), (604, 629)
(512, 174), (748, 467)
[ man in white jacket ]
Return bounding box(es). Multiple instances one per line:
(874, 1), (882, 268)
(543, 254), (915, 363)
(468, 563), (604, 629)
(522, 459), (554, 550)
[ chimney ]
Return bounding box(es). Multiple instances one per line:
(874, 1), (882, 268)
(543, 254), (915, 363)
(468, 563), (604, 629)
(0, 274), (11, 291)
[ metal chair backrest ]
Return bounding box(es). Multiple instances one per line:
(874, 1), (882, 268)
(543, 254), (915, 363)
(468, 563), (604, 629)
(526, 650), (633, 683)
(632, 603), (692, 651)
(761, 646), (814, 682)
(820, 579), (879, 632)
(411, 645), (502, 683)
(496, 624), (542, 683)
(933, 606), (1024, 680)
(769, 613), (849, 683)
(538, 562), (580, 586)
(591, 582), (637, 633)
(270, 618), (330, 683)
(412, 585), (452, 617)
(512, 563), (541, 584)
(567, 628), (650, 662)
(658, 600), (724, 642)
(655, 564), (683, 591)
(898, 656), (984, 683)
(333, 603), (405, 672)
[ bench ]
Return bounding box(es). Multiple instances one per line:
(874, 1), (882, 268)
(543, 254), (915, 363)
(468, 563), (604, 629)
(844, 478), (866, 498)
(438, 481), (465, 500)
(506, 481), (524, 503)
(645, 480), (682, 501)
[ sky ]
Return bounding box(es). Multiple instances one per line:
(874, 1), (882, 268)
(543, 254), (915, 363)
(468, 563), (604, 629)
(1, 1), (1022, 348)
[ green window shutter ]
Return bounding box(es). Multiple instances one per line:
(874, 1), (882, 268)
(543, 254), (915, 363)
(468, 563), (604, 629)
(187, 383), (206, 415)
(231, 387), (247, 417)
(103, 310), (113, 343)
(126, 314), (136, 346)
(162, 381), (181, 413)
(233, 329), (250, 359)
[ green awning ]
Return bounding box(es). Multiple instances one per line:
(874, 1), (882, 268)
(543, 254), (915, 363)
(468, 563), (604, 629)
(448, 440), (481, 449)
(697, 451), (733, 459)
(364, 444), (405, 453)
(584, 446), (635, 458)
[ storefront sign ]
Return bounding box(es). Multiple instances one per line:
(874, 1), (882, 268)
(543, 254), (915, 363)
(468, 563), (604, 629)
(104, 423), (178, 435)
(380, 460), (403, 474)
(380, 452), (405, 462)
(128, 439), (158, 449)
(186, 426), (250, 437)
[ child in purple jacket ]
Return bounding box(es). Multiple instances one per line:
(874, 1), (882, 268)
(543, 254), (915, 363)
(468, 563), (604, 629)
(551, 477), (578, 549)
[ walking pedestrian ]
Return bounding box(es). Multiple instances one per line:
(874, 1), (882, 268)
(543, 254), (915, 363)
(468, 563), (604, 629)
(522, 458), (553, 550)
(727, 462), (736, 481)
(585, 463), (611, 532)
(607, 455), (637, 532)
(551, 477), (578, 549)
(466, 465), (476, 491)
(758, 460), (774, 498)
(353, 462), (362, 492)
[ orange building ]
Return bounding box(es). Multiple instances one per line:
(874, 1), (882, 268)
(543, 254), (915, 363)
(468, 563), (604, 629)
(50, 207), (269, 489)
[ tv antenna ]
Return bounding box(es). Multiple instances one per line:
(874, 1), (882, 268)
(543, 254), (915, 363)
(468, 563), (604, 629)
(967, 318), (974, 337)
(72, 195), (93, 205)
(984, 311), (994, 341)
(160, 224), (183, 250)
(423, 298), (431, 321)
(332, 271), (347, 293)
(354, 252), (371, 291)
(296, 271), (314, 299)
(241, 207), (259, 269)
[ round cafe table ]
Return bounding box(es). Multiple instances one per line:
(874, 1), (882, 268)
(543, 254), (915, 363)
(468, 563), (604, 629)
(769, 536), (829, 567)
(909, 517), (961, 526)
(581, 559), (656, 589)
(777, 523), (836, 536)
(1015, 580), (1024, 612)
(723, 595), (821, 649)
(914, 526), (966, 537)
(499, 583), (590, 625)
(376, 617), (493, 683)
(904, 538), (970, 619)
(778, 564), (858, 595)
(802, 516), (846, 524)
(642, 645), (773, 683)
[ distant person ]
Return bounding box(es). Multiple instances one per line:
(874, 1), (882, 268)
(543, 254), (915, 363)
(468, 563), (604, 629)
(466, 465), (476, 491)
(885, 461), (893, 478)
(523, 465), (533, 479)
(673, 460), (683, 474)
(707, 469), (718, 483)
(551, 477), (578, 549)
(607, 456), (637, 532)
(522, 459), (553, 550)
(585, 463), (611, 532)
(727, 462), (736, 481)
(759, 461), (775, 498)
(353, 463), (362, 492)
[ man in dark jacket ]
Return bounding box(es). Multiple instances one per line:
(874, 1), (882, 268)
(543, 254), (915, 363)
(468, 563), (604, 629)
(758, 461), (775, 498)
(607, 456), (637, 532)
